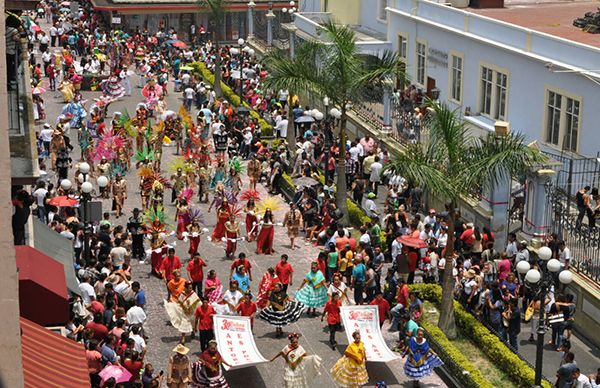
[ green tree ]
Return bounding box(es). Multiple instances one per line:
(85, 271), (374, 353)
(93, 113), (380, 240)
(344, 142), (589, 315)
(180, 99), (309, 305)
(263, 21), (403, 222)
(385, 101), (545, 338)
(198, 0), (226, 97)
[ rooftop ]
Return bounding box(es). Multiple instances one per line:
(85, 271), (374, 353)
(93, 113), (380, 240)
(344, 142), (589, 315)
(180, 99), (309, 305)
(470, 0), (600, 49)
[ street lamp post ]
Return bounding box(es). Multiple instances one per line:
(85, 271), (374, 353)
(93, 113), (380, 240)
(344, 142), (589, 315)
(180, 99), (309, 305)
(516, 246), (573, 387)
(247, 1), (256, 38)
(238, 38), (245, 103)
(266, 3), (275, 47)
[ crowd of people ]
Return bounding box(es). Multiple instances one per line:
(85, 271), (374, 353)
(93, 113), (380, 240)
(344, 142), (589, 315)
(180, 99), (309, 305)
(10, 0), (600, 387)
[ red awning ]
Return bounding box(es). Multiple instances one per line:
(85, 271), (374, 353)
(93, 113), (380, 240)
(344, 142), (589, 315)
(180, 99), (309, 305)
(21, 317), (90, 388)
(16, 245), (69, 326)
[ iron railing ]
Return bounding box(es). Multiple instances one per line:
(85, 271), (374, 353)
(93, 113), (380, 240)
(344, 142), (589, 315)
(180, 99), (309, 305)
(8, 41), (29, 137)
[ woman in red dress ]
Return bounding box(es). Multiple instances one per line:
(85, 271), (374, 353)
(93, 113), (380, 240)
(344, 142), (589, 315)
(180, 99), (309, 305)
(256, 267), (279, 308)
(244, 198), (258, 242)
(211, 199), (231, 241)
(256, 208), (275, 255)
(224, 214), (240, 259)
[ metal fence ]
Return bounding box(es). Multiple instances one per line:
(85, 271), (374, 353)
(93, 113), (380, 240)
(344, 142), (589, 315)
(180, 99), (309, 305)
(8, 43), (29, 137)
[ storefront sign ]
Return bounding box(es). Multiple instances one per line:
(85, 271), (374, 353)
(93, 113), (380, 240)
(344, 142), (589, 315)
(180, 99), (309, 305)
(340, 306), (400, 362)
(213, 315), (268, 370)
(428, 47), (448, 68)
(111, 16), (121, 25)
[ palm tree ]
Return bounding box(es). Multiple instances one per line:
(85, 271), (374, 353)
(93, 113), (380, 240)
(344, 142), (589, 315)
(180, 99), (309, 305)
(198, 0), (226, 97)
(384, 101), (546, 338)
(262, 21), (403, 223)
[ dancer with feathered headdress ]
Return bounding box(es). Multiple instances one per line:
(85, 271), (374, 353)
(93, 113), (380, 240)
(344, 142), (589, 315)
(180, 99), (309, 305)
(184, 207), (206, 257)
(224, 212), (242, 259)
(256, 207), (276, 255)
(243, 195), (259, 242)
(175, 187), (193, 239)
(210, 194), (231, 243)
(143, 205), (169, 277)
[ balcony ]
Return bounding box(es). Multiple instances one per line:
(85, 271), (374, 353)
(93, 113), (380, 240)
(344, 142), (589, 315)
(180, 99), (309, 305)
(9, 39), (39, 185)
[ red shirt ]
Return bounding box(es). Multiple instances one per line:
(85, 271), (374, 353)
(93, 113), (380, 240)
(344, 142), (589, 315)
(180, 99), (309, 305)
(231, 258), (252, 273)
(275, 262), (294, 285)
(335, 237), (350, 252)
(187, 258), (206, 282)
(123, 359), (143, 382)
(407, 252), (418, 273)
(237, 301), (257, 326)
(161, 256), (182, 281)
(85, 321), (109, 342)
(317, 260), (327, 278)
(396, 284), (409, 308)
(323, 300), (341, 325)
(195, 304), (216, 331)
(86, 350), (103, 374)
(89, 300), (105, 315)
(370, 298), (391, 323)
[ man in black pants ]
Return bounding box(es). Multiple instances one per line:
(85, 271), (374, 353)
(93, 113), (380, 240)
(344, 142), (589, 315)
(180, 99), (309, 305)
(575, 185), (591, 230)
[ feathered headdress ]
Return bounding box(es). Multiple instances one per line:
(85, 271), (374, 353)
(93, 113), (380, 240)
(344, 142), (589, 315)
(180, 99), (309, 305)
(180, 187), (194, 202)
(240, 189), (261, 202)
(256, 196), (283, 215)
(185, 206), (205, 225)
(111, 163), (127, 178)
(213, 189), (238, 209)
(134, 147), (155, 162)
(143, 205), (166, 227)
(140, 168), (171, 192)
(92, 131), (125, 161)
(168, 157), (196, 173)
(228, 156), (245, 174)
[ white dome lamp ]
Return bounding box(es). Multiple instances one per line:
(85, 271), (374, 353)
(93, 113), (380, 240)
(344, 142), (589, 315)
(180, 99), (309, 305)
(77, 173), (88, 184)
(525, 268), (541, 284)
(516, 260), (531, 275)
(247, 48), (255, 57)
(60, 179), (72, 192)
(79, 162), (90, 175)
(282, 7), (287, 13)
(81, 181), (93, 194)
(558, 270), (573, 285)
(547, 258), (561, 273)
(238, 38), (245, 46)
(314, 112), (324, 121)
(97, 175), (109, 189)
(311, 108), (319, 117)
(538, 246), (553, 261)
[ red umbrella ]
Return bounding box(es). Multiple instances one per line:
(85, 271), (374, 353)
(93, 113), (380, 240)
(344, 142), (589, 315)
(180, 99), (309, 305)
(48, 196), (79, 207)
(171, 40), (187, 48)
(399, 235), (428, 249)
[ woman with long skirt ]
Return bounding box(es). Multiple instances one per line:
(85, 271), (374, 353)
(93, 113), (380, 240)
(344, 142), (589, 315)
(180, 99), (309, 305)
(270, 333), (322, 388)
(190, 340), (231, 388)
(295, 262), (328, 316)
(258, 282), (304, 338)
(204, 270), (223, 303)
(164, 281), (200, 344)
(256, 268), (279, 309)
(330, 331), (369, 388)
(211, 200), (231, 242)
(244, 198), (258, 242)
(403, 328), (443, 387)
(256, 208), (275, 255)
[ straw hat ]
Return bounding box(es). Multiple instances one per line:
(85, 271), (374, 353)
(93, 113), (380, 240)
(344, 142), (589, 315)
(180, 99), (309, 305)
(172, 344), (190, 355)
(465, 269), (476, 279)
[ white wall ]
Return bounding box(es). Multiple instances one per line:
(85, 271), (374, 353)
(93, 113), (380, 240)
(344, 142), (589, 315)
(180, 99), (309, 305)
(359, 0), (388, 35)
(388, 0), (600, 158)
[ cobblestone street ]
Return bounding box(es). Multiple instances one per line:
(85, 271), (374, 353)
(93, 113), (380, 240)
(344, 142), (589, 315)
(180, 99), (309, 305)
(39, 70), (447, 387)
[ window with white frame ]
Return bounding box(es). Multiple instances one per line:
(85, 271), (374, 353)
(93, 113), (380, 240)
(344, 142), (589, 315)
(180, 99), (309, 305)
(450, 54), (463, 103)
(479, 65), (508, 120)
(378, 0), (387, 21)
(545, 89), (581, 152)
(398, 34), (408, 62)
(416, 41), (426, 86)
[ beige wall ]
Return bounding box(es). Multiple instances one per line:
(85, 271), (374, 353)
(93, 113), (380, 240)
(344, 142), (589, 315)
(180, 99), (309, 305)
(0, 0), (25, 386)
(326, 0), (361, 25)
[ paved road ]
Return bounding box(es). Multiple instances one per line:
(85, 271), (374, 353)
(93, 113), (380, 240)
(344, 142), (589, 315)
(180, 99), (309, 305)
(39, 64), (446, 386)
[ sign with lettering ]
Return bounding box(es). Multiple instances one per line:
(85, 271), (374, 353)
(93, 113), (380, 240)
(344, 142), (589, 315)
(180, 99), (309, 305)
(428, 47), (448, 68)
(111, 16), (121, 25)
(340, 306), (400, 362)
(213, 315), (268, 370)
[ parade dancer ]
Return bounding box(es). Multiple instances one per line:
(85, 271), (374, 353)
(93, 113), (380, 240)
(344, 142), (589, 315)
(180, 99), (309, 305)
(403, 328), (444, 387)
(256, 208), (275, 255)
(211, 199), (231, 242)
(97, 157), (112, 198)
(331, 331), (369, 388)
(224, 213), (241, 259)
(258, 282), (304, 338)
(269, 333), (321, 388)
(112, 174), (127, 218)
(190, 340), (231, 388)
(295, 262), (328, 317)
(185, 209), (205, 257)
(244, 197), (258, 242)
(164, 281), (200, 345)
(247, 154), (262, 191)
(284, 203), (303, 250)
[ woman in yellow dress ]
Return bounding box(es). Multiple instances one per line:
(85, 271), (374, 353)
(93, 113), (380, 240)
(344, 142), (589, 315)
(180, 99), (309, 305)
(58, 79), (74, 102)
(330, 331), (369, 387)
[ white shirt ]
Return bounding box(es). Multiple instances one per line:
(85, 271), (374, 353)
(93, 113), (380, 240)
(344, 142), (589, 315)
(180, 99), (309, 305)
(110, 246), (128, 267)
(391, 239), (403, 262)
(576, 374), (592, 388)
(370, 162), (383, 182)
(130, 333), (146, 353)
(275, 119), (288, 138)
(40, 35), (50, 45)
(33, 188), (48, 206)
(243, 131), (253, 145)
(127, 306), (147, 325)
(41, 51), (52, 63)
(184, 87), (195, 99)
(359, 232), (371, 245)
(49, 26), (57, 36)
(40, 128), (54, 142)
(181, 73), (191, 84)
(349, 146), (360, 161)
(222, 289), (243, 315)
(79, 282), (96, 305)
(506, 241), (518, 258)
(364, 198), (377, 217)
(559, 247), (571, 266)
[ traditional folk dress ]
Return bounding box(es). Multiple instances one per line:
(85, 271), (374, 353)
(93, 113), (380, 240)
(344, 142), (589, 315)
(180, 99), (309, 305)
(175, 202), (189, 238)
(256, 272), (279, 308)
(258, 290), (304, 328)
(255, 221), (275, 255)
(190, 350), (229, 388)
(403, 337), (443, 380)
(187, 222), (202, 255)
(204, 277), (223, 303)
(224, 220), (240, 257)
(280, 344), (321, 388)
(330, 341), (369, 388)
(284, 208), (303, 239)
(245, 208), (258, 242)
(295, 270), (328, 308)
(212, 206), (231, 241)
(164, 290), (201, 334)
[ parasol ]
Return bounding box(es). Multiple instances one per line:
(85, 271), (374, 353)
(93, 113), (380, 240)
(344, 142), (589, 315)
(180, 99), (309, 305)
(295, 115), (315, 123)
(398, 235), (428, 249)
(32, 86), (46, 95)
(293, 176), (319, 187)
(160, 110), (177, 121)
(48, 196), (79, 207)
(164, 39), (188, 49)
(180, 65), (194, 71)
(98, 364), (132, 384)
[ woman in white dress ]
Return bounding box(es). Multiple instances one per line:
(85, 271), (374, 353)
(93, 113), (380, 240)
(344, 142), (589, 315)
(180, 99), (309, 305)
(164, 282), (200, 344)
(270, 333), (321, 388)
(214, 280), (244, 315)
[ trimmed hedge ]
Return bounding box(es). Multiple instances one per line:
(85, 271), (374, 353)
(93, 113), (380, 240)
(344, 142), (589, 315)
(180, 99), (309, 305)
(410, 284), (552, 388)
(420, 318), (493, 388)
(188, 61), (274, 137)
